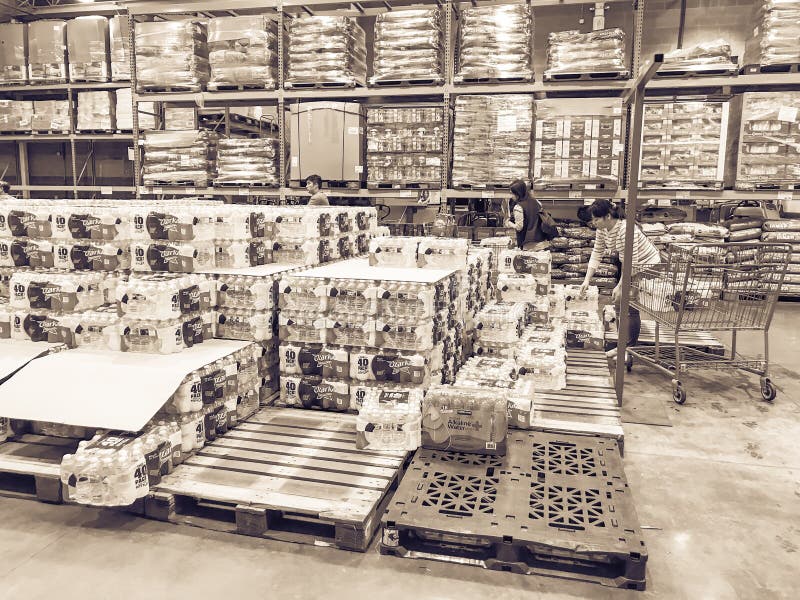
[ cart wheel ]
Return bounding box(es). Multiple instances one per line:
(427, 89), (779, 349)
(625, 353), (633, 373)
(672, 380), (687, 405)
(760, 378), (777, 403)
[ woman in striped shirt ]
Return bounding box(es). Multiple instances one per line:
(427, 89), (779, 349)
(579, 199), (661, 348)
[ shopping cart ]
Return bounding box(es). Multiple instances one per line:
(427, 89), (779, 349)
(628, 242), (791, 404)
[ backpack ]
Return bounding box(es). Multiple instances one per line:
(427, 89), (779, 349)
(538, 202), (559, 240)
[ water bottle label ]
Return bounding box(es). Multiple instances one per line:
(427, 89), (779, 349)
(87, 431), (137, 450)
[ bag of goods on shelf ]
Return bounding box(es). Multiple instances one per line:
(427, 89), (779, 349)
(115, 88), (156, 131)
(208, 15), (278, 90)
(116, 274), (214, 320)
(661, 39), (737, 73)
(371, 8), (443, 85)
(745, 0), (800, 67)
(737, 92), (800, 188)
(27, 20), (67, 82)
(762, 219), (800, 232)
(216, 274), (274, 311)
(421, 385), (508, 455)
(417, 238), (469, 270)
(141, 130), (218, 188)
(135, 20), (209, 91)
(533, 98), (624, 189)
(109, 15), (130, 81)
(544, 28), (627, 78)
(67, 16), (110, 82)
(366, 105), (443, 186)
(762, 230), (800, 243)
(666, 222), (729, 241)
(0, 100), (33, 132)
(728, 228), (764, 242)
(640, 100), (727, 189)
(356, 387), (422, 451)
(455, 4), (532, 83)
(31, 100), (70, 132)
(214, 308), (273, 342)
(215, 137), (279, 187)
(563, 308), (605, 349)
(286, 16), (366, 87)
(0, 22), (28, 85)
(76, 91), (115, 131)
(130, 241), (215, 273)
(451, 94), (533, 187)
(369, 236), (419, 268)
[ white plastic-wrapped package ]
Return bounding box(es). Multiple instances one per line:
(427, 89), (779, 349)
(115, 87), (156, 131)
(371, 8), (443, 84)
(452, 94), (532, 187)
(287, 16), (366, 87)
(142, 130), (218, 187)
(208, 16), (278, 90)
(545, 28), (627, 78)
(215, 137), (279, 186)
(28, 20), (67, 82)
(76, 91), (115, 131)
(749, 0), (800, 66)
(456, 4), (532, 82)
(110, 15), (131, 81)
(661, 39), (737, 72)
(135, 20), (209, 91)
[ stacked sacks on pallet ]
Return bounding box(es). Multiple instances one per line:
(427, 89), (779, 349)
(746, 0), (800, 67)
(371, 8), (444, 85)
(142, 130), (218, 188)
(549, 222), (618, 290)
(660, 39), (737, 73)
(762, 219), (800, 293)
(215, 137), (279, 187)
(725, 217), (765, 242)
(544, 28), (627, 79)
(455, 4), (533, 83)
(207, 16), (279, 90)
(135, 20), (210, 91)
(286, 16), (367, 87)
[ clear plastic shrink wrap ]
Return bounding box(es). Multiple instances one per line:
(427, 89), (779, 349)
(451, 94), (533, 187)
(115, 87), (157, 131)
(371, 8), (443, 84)
(28, 20), (67, 82)
(0, 22), (28, 84)
(215, 137), (279, 186)
(750, 0), (800, 66)
(456, 4), (532, 82)
(135, 20), (209, 91)
(110, 15), (131, 81)
(286, 16), (366, 87)
(737, 92), (800, 187)
(0, 100), (33, 132)
(545, 28), (627, 78)
(366, 106), (443, 185)
(208, 16), (278, 90)
(142, 130), (218, 187)
(661, 39), (737, 72)
(76, 91), (115, 131)
(32, 100), (70, 132)
(67, 16), (110, 82)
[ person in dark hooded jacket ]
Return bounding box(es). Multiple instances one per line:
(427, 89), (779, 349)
(505, 179), (551, 251)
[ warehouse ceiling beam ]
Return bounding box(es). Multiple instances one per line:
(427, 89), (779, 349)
(14, 0), (125, 18)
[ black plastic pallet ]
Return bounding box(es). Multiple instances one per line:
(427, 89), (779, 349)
(454, 75), (533, 85)
(655, 66), (738, 79)
(366, 182), (436, 190)
(370, 78), (444, 87)
(214, 181), (280, 188)
(742, 63), (800, 75)
(138, 86), (202, 94)
(533, 182), (617, 192)
(543, 71), (630, 82)
(451, 183), (509, 190)
(381, 431), (647, 590)
(288, 180), (361, 190)
(735, 182), (800, 191)
(207, 83), (278, 92)
(284, 81), (365, 89)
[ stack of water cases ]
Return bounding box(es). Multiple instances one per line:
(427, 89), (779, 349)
(451, 94), (533, 187)
(207, 16), (279, 91)
(745, 0), (800, 68)
(463, 247), (493, 332)
(366, 106), (443, 187)
(640, 100), (729, 189)
(370, 8), (443, 85)
(142, 130), (218, 187)
(286, 16), (367, 88)
(454, 4), (533, 83)
(515, 321), (567, 392)
(533, 98), (624, 190)
(473, 302), (526, 359)
(736, 92), (800, 189)
(556, 284), (605, 350)
(550, 222), (618, 289)
(544, 28), (628, 79)
(135, 20), (210, 91)
(495, 249), (551, 324)
(215, 136), (279, 187)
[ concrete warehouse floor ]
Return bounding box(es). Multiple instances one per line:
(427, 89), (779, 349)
(0, 303), (798, 600)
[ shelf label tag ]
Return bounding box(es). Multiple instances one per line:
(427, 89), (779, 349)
(583, 198), (594, 205)
(152, 187), (163, 195)
(778, 191), (794, 201)
(481, 190), (495, 199)
(778, 106), (798, 123)
(239, 188), (250, 196)
(100, 186), (112, 196)
(127, 147), (135, 160)
(569, 190), (582, 198)
(657, 198), (671, 207)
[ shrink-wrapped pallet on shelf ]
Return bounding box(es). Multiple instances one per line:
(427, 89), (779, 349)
(286, 16), (366, 87)
(208, 15), (278, 91)
(455, 4), (532, 83)
(215, 137), (279, 186)
(451, 94), (533, 187)
(109, 15), (131, 81)
(371, 8), (443, 85)
(544, 28), (627, 79)
(142, 130), (218, 187)
(0, 100), (32, 131)
(660, 39), (737, 73)
(115, 87), (156, 131)
(736, 92), (800, 189)
(745, 0), (800, 68)
(366, 105), (443, 186)
(164, 107), (196, 130)
(533, 98), (624, 190)
(67, 16), (110, 82)
(640, 100), (728, 189)
(76, 91), (115, 131)
(135, 20), (209, 91)
(0, 22), (28, 84)
(31, 99), (70, 132)
(28, 20), (67, 82)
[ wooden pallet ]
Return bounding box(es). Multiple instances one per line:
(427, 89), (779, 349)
(655, 65), (738, 79)
(451, 183), (509, 191)
(531, 349), (624, 450)
(742, 63), (800, 75)
(606, 321), (725, 355)
(214, 181), (280, 189)
(143, 407), (407, 552)
(0, 434), (77, 503)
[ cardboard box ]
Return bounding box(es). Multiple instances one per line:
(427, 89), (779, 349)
(0, 23), (27, 84)
(28, 20), (67, 82)
(67, 16), (109, 82)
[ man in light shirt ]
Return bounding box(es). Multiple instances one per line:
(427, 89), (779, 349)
(306, 174), (329, 206)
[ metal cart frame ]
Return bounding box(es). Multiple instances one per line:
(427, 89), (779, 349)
(627, 242), (790, 404)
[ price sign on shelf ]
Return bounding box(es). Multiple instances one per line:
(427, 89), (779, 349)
(569, 190), (583, 199)
(778, 191), (794, 202)
(100, 186), (112, 196)
(481, 190), (495, 199)
(657, 198), (671, 207)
